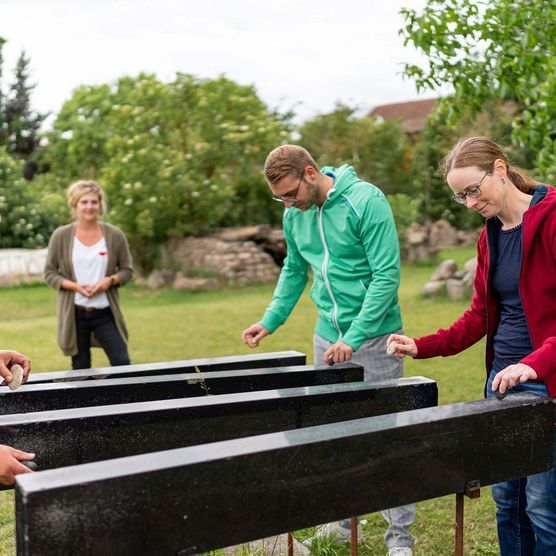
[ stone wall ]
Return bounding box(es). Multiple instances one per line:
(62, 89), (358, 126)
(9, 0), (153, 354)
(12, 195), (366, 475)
(406, 219), (479, 263)
(168, 237), (279, 285)
(158, 226), (283, 289)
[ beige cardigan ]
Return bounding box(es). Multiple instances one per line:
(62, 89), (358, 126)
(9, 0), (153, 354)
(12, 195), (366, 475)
(44, 222), (134, 357)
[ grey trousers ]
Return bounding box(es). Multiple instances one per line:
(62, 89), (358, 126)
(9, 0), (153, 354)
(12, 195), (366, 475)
(314, 332), (416, 549)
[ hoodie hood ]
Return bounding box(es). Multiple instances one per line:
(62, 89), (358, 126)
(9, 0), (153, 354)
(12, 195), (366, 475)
(320, 164), (361, 204)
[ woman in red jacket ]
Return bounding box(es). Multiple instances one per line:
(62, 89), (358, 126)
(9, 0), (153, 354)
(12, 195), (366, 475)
(388, 136), (556, 556)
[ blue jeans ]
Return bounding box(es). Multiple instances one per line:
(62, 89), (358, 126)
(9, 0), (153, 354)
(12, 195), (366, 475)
(72, 306), (130, 370)
(487, 370), (556, 555)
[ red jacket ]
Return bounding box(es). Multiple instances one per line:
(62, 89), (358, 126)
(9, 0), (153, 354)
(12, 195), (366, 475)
(415, 186), (556, 398)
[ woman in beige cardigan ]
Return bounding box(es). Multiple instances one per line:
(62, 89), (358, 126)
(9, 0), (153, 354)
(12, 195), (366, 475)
(44, 180), (133, 369)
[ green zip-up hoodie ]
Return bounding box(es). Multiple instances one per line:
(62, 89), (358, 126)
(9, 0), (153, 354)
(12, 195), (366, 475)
(259, 164), (402, 351)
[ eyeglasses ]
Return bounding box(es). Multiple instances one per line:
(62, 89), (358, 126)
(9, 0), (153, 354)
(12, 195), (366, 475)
(272, 169), (305, 203)
(451, 171), (489, 205)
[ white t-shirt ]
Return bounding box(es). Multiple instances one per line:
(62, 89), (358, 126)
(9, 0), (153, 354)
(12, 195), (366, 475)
(72, 237), (110, 308)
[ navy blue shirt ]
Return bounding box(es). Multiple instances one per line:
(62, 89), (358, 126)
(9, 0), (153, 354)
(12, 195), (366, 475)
(491, 223), (534, 372)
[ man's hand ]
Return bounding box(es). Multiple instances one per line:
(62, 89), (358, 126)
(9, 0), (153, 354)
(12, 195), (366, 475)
(492, 363), (538, 396)
(386, 334), (418, 358)
(0, 444), (35, 486)
(241, 324), (270, 348)
(323, 340), (354, 365)
(0, 350), (31, 386)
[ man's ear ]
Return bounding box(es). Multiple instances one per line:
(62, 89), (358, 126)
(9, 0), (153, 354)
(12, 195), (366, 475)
(304, 166), (317, 179)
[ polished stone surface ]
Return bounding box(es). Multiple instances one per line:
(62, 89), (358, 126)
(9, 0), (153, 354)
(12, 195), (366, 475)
(16, 393), (554, 555)
(0, 363), (363, 414)
(0, 377), (437, 472)
(25, 351), (307, 383)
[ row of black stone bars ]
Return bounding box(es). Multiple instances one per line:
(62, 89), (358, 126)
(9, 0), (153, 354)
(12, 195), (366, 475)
(1, 350), (553, 555)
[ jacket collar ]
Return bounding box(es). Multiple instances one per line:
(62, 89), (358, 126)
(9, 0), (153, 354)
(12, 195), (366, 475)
(486, 184), (553, 232)
(530, 184), (548, 206)
(486, 185), (555, 259)
(319, 164), (357, 205)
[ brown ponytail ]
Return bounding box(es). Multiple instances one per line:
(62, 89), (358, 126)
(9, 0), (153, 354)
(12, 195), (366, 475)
(506, 166), (538, 193)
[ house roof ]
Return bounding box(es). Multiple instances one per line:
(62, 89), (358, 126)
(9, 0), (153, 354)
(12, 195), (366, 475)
(368, 98), (437, 134)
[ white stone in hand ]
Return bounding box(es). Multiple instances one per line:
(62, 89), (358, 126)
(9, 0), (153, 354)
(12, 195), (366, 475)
(8, 364), (24, 390)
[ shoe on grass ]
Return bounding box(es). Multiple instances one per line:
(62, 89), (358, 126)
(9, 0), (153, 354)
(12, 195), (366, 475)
(387, 547), (413, 556)
(303, 520), (359, 548)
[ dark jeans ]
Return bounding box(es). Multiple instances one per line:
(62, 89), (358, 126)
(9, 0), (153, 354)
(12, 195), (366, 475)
(487, 370), (556, 555)
(72, 306), (130, 370)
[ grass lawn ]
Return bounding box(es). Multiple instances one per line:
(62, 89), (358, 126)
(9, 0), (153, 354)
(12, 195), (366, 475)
(0, 247), (500, 555)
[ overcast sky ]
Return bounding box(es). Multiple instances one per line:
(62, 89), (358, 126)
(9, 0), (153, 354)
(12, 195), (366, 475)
(1, 0), (435, 125)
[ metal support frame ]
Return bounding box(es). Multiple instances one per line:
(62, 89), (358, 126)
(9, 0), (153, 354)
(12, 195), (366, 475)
(351, 516), (358, 556)
(455, 480), (481, 556)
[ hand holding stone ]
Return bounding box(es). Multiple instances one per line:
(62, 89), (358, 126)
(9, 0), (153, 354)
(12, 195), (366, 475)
(0, 350), (31, 387)
(241, 324), (270, 349)
(386, 334), (418, 358)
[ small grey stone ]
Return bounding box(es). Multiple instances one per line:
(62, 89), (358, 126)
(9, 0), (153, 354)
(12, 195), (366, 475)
(8, 364), (24, 390)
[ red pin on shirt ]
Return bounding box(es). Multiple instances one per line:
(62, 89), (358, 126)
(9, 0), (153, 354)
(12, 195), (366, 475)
(99, 252), (107, 256)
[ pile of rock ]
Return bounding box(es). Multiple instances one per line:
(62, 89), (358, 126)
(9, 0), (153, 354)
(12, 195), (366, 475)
(148, 225), (284, 290)
(422, 258), (478, 300)
(405, 219), (478, 263)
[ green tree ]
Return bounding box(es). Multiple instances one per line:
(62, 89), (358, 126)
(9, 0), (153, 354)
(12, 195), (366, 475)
(401, 0), (556, 179)
(298, 103), (414, 195)
(43, 73), (291, 269)
(107, 75), (289, 269)
(410, 97), (535, 229)
(0, 147), (66, 248)
(0, 37), (6, 146)
(3, 51), (46, 178)
(45, 82), (118, 180)
(386, 192), (419, 257)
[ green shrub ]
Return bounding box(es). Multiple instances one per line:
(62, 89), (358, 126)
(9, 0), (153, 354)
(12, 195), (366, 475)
(0, 148), (67, 248)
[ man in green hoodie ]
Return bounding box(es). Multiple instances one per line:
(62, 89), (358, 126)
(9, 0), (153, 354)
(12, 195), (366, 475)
(242, 145), (414, 556)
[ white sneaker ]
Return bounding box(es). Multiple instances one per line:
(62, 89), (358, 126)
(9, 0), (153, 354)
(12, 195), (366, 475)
(387, 547), (413, 556)
(303, 520), (354, 547)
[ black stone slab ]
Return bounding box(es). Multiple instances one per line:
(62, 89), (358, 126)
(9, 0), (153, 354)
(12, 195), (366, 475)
(25, 351), (307, 383)
(16, 394), (554, 556)
(0, 377), (437, 471)
(0, 363), (362, 414)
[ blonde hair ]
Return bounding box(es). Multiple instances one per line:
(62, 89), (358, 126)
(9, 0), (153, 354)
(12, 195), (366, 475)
(264, 145), (318, 185)
(67, 180), (107, 215)
(441, 136), (538, 193)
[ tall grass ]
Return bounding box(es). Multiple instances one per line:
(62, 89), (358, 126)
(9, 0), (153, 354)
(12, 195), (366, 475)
(0, 247), (499, 555)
